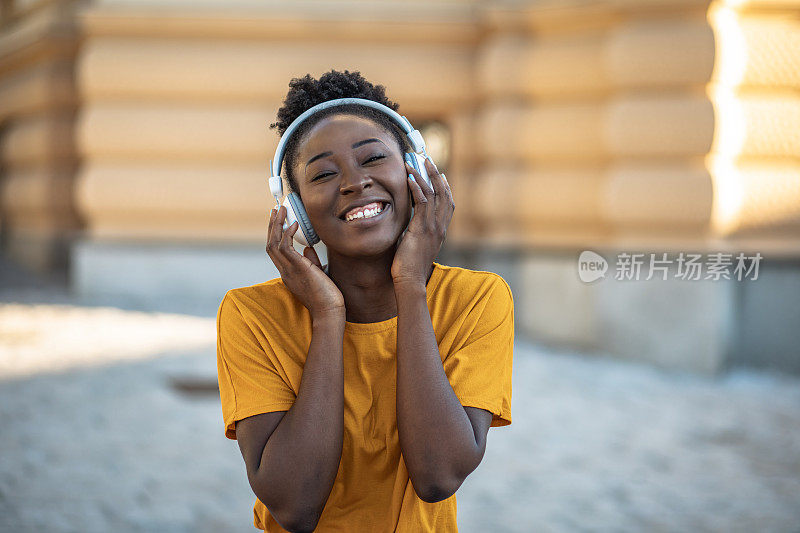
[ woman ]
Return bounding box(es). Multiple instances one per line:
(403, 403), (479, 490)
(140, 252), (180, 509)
(216, 70), (514, 532)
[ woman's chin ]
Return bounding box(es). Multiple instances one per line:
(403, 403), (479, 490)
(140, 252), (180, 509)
(324, 234), (400, 260)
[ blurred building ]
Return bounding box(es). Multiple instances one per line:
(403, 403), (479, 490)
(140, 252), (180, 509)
(1, 0), (798, 373)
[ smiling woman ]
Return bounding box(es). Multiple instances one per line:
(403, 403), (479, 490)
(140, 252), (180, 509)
(215, 69), (514, 533)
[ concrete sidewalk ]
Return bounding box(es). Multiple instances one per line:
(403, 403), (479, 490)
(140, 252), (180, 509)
(1, 297), (799, 532)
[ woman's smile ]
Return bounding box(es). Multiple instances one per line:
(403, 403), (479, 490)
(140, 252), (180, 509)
(341, 201), (390, 224)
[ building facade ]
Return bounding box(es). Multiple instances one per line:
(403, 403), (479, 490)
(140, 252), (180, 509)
(1, 0), (799, 372)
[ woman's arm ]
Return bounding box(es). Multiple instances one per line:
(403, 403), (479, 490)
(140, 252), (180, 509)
(394, 280), (493, 503)
(391, 157), (492, 502)
(233, 205), (347, 532)
(236, 310), (345, 533)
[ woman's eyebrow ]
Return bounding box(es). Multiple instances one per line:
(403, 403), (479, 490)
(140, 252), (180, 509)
(351, 138), (385, 149)
(306, 151), (333, 167)
(305, 139), (386, 168)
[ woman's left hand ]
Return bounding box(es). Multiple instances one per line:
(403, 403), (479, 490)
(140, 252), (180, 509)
(391, 156), (454, 285)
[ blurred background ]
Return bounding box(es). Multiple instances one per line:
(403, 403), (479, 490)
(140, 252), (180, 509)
(1, 0), (799, 531)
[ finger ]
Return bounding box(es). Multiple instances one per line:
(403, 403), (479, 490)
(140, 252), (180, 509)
(406, 163), (428, 204)
(434, 169), (454, 216)
(303, 246), (323, 270)
(425, 157), (451, 206)
(266, 205), (288, 268)
(424, 157), (450, 219)
(280, 221), (310, 272)
(408, 161), (438, 226)
(279, 220), (299, 257)
(441, 173), (455, 215)
(405, 165), (428, 209)
(405, 162), (433, 221)
(438, 172), (451, 197)
(424, 157), (444, 195)
(267, 205), (284, 250)
(267, 204), (276, 239)
(406, 161), (434, 199)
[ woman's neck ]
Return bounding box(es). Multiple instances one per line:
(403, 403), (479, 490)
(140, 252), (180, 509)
(327, 251), (398, 323)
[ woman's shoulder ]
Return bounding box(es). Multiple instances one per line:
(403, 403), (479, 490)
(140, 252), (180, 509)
(428, 263), (513, 335)
(433, 262), (512, 297)
(219, 277), (304, 319)
(224, 276), (288, 301)
(431, 263), (514, 316)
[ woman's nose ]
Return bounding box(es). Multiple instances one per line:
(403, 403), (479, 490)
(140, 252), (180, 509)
(339, 168), (372, 194)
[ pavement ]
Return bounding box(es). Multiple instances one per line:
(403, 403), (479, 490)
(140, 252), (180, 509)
(1, 284), (799, 532)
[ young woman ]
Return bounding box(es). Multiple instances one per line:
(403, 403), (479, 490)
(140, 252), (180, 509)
(216, 70), (514, 532)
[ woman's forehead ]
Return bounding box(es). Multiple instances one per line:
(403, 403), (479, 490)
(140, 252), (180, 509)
(298, 114), (396, 154)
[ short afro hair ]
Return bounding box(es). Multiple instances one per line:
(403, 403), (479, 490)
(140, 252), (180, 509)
(270, 70), (409, 194)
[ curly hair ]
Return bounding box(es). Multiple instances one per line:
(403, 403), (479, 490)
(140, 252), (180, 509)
(270, 70), (409, 194)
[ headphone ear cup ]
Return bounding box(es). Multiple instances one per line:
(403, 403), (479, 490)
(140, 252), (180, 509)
(404, 151), (432, 188)
(285, 192), (320, 246)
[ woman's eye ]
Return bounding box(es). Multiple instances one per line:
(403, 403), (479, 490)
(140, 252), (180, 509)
(364, 154), (386, 164)
(312, 172), (334, 182)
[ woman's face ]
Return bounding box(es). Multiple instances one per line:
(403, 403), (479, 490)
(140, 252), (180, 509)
(292, 114), (411, 258)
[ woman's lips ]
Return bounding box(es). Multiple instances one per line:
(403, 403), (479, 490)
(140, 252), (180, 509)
(343, 201), (383, 220)
(341, 202), (390, 226)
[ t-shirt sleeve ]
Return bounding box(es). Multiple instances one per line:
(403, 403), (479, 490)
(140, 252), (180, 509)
(443, 275), (514, 427)
(216, 291), (296, 440)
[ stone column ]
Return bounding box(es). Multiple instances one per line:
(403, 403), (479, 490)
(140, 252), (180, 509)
(0, 0), (82, 276)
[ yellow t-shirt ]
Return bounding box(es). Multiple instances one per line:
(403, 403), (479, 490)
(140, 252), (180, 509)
(216, 262), (514, 532)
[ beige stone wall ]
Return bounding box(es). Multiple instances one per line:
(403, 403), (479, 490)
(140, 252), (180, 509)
(74, 1), (480, 245)
(474, 0), (799, 255)
(1, 0), (798, 269)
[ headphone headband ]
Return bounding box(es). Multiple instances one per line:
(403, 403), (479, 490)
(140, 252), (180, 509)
(269, 97), (426, 200)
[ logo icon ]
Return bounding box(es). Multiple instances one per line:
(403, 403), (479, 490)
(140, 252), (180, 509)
(578, 250), (608, 283)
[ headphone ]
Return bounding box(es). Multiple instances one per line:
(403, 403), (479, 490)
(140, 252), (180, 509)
(268, 98), (432, 260)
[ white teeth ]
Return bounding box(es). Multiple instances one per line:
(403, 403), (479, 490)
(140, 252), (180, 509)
(345, 203), (384, 222)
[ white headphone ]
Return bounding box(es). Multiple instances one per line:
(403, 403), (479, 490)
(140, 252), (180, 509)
(268, 98), (432, 260)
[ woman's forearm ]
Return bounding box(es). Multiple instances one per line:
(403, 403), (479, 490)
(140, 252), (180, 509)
(252, 311), (345, 531)
(394, 281), (485, 503)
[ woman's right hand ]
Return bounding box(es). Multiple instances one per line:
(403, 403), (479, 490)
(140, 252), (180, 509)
(267, 205), (345, 319)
